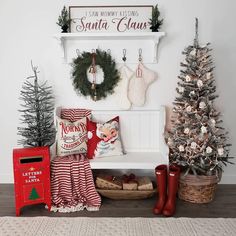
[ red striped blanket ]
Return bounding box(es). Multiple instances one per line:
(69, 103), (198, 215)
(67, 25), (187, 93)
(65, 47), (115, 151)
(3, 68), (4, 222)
(50, 108), (101, 212)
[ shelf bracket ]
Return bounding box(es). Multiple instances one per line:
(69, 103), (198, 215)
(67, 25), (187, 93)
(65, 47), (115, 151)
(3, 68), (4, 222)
(153, 35), (164, 63)
(55, 36), (66, 60)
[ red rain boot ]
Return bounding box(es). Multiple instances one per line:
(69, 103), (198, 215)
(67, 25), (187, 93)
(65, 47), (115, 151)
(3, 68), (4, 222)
(153, 164), (167, 215)
(162, 165), (181, 217)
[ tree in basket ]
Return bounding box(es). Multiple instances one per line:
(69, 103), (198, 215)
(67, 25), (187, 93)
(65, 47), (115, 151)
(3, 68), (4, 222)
(166, 18), (233, 203)
(56, 6), (71, 33)
(18, 62), (55, 147)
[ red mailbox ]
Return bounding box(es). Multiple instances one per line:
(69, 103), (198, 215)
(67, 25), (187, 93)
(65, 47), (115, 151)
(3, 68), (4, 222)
(13, 146), (51, 216)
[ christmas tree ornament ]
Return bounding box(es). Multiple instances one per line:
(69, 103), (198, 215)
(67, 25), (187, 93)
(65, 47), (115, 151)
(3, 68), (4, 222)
(206, 146), (213, 154)
(197, 79), (203, 87)
(178, 145), (185, 152)
(184, 128), (190, 134)
(71, 49), (120, 101)
(186, 105), (192, 112)
(217, 147), (224, 156)
(190, 48), (196, 56)
(191, 142), (197, 149)
(199, 101), (206, 109)
(201, 126), (207, 134)
(206, 72), (212, 80)
(167, 137), (173, 146)
(185, 75), (191, 82)
(210, 118), (216, 126)
(178, 86), (184, 93)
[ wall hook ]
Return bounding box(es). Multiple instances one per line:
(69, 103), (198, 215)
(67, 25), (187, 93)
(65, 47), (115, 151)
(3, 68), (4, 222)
(138, 48), (142, 62)
(122, 49), (127, 62)
(76, 49), (81, 56)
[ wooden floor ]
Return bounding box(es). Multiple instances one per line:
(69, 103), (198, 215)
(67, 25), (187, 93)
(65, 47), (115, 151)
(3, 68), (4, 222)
(1, 184), (236, 217)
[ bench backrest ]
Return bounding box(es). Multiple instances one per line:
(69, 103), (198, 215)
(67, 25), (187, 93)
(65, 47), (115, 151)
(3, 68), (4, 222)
(55, 106), (168, 158)
(92, 107), (168, 156)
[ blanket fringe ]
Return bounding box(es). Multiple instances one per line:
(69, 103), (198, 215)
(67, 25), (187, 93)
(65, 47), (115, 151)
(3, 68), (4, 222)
(46, 204), (100, 213)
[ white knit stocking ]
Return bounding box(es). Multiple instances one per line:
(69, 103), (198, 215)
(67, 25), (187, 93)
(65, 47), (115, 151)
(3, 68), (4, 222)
(128, 63), (157, 106)
(115, 64), (133, 110)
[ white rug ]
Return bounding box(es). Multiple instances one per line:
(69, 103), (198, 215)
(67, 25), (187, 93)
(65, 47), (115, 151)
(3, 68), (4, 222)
(0, 217), (236, 236)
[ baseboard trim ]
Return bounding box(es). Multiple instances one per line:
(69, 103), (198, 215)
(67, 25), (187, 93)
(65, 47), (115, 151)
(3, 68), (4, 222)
(220, 174), (236, 184)
(1, 174), (236, 184)
(0, 174), (14, 184)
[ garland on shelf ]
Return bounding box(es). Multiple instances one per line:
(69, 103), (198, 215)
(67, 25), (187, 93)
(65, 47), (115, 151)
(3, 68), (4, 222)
(71, 49), (120, 101)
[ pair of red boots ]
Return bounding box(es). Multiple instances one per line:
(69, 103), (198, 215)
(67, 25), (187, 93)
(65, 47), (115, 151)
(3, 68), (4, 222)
(153, 164), (180, 216)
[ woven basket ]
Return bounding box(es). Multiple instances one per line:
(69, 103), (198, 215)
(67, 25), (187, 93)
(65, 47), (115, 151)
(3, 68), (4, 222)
(178, 173), (221, 204)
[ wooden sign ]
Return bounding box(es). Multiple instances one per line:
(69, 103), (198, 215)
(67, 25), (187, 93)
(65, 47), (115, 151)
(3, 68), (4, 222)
(69, 5), (152, 33)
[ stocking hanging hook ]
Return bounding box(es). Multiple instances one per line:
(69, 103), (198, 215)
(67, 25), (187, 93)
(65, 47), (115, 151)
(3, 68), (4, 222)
(138, 48), (142, 62)
(122, 49), (127, 62)
(76, 49), (81, 56)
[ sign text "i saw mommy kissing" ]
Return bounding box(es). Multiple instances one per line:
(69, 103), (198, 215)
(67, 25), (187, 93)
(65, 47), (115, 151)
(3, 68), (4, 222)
(69, 6), (152, 33)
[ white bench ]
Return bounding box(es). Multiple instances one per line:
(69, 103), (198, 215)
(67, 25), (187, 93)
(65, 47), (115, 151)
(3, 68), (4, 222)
(89, 107), (169, 170)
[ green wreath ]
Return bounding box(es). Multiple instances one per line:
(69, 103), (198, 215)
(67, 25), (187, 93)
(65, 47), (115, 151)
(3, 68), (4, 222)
(71, 49), (120, 101)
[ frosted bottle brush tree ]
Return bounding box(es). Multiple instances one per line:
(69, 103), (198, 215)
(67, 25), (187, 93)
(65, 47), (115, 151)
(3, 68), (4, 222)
(166, 18), (233, 176)
(18, 62), (55, 147)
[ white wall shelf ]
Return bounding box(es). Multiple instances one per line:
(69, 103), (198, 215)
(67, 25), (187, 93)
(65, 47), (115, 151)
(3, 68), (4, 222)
(53, 32), (165, 63)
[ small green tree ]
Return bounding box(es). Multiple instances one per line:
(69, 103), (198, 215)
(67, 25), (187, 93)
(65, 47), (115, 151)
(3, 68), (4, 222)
(18, 62), (55, 147)
(29, 187), (40, 200)
(56, 6), (71, 32)
(149, 4), (163, 32)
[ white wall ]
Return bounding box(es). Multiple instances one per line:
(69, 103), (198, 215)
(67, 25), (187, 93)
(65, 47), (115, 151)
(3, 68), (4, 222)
(0, 0), (235, 183)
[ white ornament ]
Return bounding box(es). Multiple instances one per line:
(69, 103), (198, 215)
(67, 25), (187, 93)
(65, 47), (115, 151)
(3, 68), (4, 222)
(184, 128), (190, 134)
(178, 145), (185, 152)
(210, 119), (216, 126)
(201, 126), (207, 134)
(197, 79), (203, 88)
(199, 101), (206, 109)
(87, 131), (93, 139)
(206, 72), (212, 80)
(186, 106), (192, 112)
(190, 48), (196, 56)
(206, 146), (213, 154)
(179, 87), (184, 93)
(191, 142), (197, 149)
(115, 65), (133, 110)
(218, 147), (224, 156)
(185, 75), (191, 82)
(190, 91), (195, 96)
(167, 137), (172, 146)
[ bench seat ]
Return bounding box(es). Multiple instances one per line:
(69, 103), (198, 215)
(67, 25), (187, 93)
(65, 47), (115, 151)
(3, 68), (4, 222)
(89, 152), (166, 169)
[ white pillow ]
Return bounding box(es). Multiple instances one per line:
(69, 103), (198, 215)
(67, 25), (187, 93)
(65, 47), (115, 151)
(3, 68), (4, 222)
(56, 117), (87, 156)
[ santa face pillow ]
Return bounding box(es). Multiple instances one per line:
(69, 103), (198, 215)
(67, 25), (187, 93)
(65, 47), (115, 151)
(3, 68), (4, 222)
(56, 117), (87, 156)
(87, 116), (124, 159)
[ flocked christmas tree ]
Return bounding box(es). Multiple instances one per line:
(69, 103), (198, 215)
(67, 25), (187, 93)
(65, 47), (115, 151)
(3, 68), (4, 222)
(18, 62), (55, 147)
(166, 18), (233, 176)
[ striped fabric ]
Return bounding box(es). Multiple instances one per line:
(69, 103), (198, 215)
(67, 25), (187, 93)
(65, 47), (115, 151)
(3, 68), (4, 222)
(50, 108), (101, 212)
(61, 108), (91, 122)
(51, 155), (101, 212)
